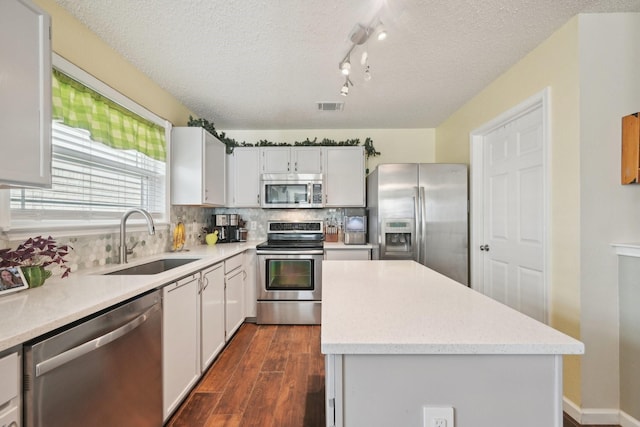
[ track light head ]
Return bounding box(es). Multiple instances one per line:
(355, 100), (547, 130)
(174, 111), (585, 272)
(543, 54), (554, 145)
(340, 83), (349, 96)
(376, 22), (387, 41)
(364, 65), (372, 82)
(340, 76), (353, 96)
(340, 58), (351, 76)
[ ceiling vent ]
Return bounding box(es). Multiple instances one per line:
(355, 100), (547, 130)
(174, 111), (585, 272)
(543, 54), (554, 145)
(317, 102), (345, 112)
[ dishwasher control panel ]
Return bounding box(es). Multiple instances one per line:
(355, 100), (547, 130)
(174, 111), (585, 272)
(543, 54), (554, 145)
(0, 351), (20, 427)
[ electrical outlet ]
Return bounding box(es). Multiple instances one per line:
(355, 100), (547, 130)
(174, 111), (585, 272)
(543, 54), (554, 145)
(249, 221), (257, 230)
(433, 418), (447, 427)
(423, 406), (454, 427)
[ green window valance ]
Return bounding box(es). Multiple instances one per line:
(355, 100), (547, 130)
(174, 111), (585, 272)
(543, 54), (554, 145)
(52, 69), (166, 161)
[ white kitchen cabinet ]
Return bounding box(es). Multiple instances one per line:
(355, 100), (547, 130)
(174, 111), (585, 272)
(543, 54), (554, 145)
(243, 249), (257, 318)
(200, 263), (225, 371)
(162, 274), (200, 421)
(226, 147), (261, 207)
(324, 248), (371, 260)
(171, 127), (226, 206)
(324, 146), (365, 207)
(225, 254), (245, 339)
(0, 0), (52, 188)
(0, 350), (20, 427)
(261, 147), (323, 174)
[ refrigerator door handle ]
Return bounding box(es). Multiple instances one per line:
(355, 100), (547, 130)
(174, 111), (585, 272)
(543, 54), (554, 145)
(419, 186), (427, 265)
(414, 187), (420, 262)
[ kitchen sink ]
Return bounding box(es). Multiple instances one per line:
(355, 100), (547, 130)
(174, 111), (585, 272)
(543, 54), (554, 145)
(104, 258), (199, 275)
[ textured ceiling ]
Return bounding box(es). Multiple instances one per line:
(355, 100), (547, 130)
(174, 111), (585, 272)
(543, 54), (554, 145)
(54, 0), (640, 130)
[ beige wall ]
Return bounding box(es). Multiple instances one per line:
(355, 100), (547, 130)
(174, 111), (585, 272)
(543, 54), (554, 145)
(34, 0), (194, 125)
(578, 13), (640, 415)
(435, 18), (583, 403)
(224, 128), (436, 173)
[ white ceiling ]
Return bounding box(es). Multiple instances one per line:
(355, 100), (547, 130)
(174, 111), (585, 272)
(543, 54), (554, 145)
(54, 0), (640, 130)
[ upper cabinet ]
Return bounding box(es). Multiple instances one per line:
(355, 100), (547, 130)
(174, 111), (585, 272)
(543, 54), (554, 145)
(224, 146), (366, 208)
(261, 147), (323, 174)
(324, 146), (365, 207)
(226, 147), (261, 207)
(0, 0), (52, 188)
(171, 127), (226, 206)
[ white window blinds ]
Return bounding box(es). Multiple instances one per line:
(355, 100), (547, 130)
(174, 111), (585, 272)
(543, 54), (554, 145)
(10, 121), (166, 221)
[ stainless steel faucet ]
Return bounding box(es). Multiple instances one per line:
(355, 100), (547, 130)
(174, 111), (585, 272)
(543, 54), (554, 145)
(119, 208), (156, 264)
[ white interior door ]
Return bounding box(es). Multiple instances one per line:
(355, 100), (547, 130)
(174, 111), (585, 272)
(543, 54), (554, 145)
(471, 91), (548, 323)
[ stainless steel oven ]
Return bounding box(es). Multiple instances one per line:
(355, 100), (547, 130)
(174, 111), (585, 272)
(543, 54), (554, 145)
(256, 220), (323, 324)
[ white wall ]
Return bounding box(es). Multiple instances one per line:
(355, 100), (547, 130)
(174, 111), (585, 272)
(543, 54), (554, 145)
(222, 128), (436, 173)
(578, 12), (640, 418)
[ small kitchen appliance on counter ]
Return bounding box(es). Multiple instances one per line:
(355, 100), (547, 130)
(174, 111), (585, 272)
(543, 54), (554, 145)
(255, 220), (324, 325)
(213, 214), (240, 243)
(343, 208), (367, 245)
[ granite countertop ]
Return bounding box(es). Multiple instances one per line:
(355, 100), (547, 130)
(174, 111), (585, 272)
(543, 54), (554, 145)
(0, 241), (259, 352)
(320, 260), (584, 356)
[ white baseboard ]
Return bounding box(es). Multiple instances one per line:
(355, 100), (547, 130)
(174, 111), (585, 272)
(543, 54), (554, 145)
(620, 410), (640, 427)
(564, 397), (582, 422)
(563, 396), (640, 426)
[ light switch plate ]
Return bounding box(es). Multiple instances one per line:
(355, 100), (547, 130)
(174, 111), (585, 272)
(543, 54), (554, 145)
(423, 406), (454, 427)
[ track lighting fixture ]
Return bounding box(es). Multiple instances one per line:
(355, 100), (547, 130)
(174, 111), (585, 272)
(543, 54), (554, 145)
(340, 77), (353, 96)
(337, 18), (387, 95)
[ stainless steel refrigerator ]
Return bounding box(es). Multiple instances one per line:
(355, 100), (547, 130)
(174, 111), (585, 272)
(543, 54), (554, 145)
(367, 163), (469, 285)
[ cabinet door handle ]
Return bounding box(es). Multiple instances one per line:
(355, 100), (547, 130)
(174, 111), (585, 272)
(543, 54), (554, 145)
(287, 161), (290, 172)
(480, 244), (490, 252)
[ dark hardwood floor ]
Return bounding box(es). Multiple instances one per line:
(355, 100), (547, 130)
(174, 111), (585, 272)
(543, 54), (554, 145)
(168, 323), (618, 427)
(167, 323), (325, 427)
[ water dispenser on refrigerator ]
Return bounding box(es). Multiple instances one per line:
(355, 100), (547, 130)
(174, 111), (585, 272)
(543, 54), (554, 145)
(381, 219), (414, 259)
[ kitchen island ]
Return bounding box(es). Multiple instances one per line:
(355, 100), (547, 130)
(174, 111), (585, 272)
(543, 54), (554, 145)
(321, 260), (584, 427)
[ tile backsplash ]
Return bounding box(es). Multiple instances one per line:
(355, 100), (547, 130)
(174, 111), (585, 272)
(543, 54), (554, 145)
(3, 206), (345, 275)
(4, 206), (214, 274)
(211, 207), (345, 242)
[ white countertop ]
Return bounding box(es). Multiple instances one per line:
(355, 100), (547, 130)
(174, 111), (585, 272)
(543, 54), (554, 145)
(321, 260), (584, 355)
(0, 242), (258, 352)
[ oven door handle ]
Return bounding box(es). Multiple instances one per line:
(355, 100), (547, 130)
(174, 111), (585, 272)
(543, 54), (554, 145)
(257, 250), (324, 256)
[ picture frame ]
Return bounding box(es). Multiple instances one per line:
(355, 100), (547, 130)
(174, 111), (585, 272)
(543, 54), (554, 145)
(0, 266), (29, 296)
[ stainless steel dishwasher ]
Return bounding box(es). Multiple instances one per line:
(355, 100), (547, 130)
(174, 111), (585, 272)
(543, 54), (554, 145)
(23, 289), (162, 427)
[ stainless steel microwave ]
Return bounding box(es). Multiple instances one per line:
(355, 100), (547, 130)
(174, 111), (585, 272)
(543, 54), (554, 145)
(260, 173), (324, 208)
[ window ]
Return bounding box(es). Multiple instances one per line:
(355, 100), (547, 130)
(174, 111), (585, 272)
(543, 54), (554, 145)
(9, 56), (168, 228)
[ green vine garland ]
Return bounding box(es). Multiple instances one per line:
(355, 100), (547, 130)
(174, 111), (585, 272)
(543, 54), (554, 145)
(187, 116), (381, 158)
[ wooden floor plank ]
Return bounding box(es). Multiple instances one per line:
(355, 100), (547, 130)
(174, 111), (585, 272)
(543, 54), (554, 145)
(239, 371), (285, 427)
(167, 392), (220, 427)
(271, 353), (310, 426)
(205, 414), (243, 427)
(213, 325), (277, 415)
(198, 323), (259, 393)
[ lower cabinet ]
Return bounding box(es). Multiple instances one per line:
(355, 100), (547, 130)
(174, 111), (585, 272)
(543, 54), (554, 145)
(225, 254), (245, 339)
(0, 349), (20, 427)
(162, 273), (200, 421)
(243, 249), (257, 318)
(201, 263), (225, 371)
(324, 248), (371, 260)
(162, 254), (248, 422)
